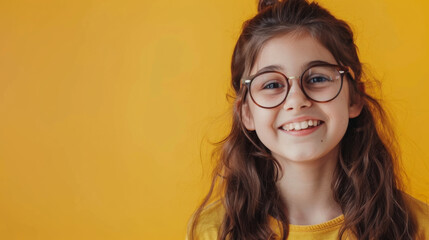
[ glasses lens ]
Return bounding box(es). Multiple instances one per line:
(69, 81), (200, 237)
(250, 72), (288, 108)
(302, 65), (342, 102)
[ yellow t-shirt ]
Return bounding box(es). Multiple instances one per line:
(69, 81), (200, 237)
(187, 195), (429, 239)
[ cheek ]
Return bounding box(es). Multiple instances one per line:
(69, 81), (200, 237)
(253, 111), (276, 130)
(250, 108), (278, 137)
(334, 86), (352, 125)
(329, 102), (351, 135)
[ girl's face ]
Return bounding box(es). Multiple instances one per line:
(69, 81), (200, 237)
(241, 32), (363, 164)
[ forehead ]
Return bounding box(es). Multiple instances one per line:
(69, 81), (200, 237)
(250, 32), (337, 76)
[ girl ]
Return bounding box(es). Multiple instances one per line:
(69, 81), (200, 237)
(188, 0), (429, 239)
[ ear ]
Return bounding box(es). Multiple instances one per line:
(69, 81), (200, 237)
(241, 100), (255, 131)
(348, 96), (364, 119)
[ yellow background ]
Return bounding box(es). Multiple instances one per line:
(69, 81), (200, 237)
(0, 0), (428, 239)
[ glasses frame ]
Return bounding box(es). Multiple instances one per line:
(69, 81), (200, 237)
(241, 63), (349, 109)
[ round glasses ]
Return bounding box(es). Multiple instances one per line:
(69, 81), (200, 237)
(241, 63), (349, 108)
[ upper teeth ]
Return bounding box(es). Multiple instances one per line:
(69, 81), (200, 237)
(281, 120), (321, 131)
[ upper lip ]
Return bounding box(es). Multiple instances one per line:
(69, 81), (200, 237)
(278, 116), (323, 128)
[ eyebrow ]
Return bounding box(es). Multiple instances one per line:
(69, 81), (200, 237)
(250, 60), (335, 78)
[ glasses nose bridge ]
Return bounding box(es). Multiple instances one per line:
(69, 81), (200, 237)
(285, 75), (303, 92)
(282, 74), (312, 110)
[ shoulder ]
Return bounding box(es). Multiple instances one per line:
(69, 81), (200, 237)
(403, 193), (429, 239)
(186, 200), (225, 240)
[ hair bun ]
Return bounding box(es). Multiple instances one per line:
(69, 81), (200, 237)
(258, 0), (277, 12)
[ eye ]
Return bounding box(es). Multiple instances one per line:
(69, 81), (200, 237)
(252, 72), (287, 92)
(307, 76), (331, 84)
(263, 81), (284, 89)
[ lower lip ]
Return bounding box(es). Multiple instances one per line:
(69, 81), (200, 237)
(279, 122), (324, 136)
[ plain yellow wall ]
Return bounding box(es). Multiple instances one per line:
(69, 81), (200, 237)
(0, 0), (428, 239)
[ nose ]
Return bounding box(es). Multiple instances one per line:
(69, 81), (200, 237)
(282, 78), (312, 111)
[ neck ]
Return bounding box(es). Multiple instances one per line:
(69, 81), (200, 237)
(275, 145), (343, 225)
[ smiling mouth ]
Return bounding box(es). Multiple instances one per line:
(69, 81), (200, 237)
(280, 119), (324, 131)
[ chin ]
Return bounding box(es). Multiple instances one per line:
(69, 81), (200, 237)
(274, 152), (322, 163)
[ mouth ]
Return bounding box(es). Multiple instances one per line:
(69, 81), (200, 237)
(279, 119), (324, 131)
